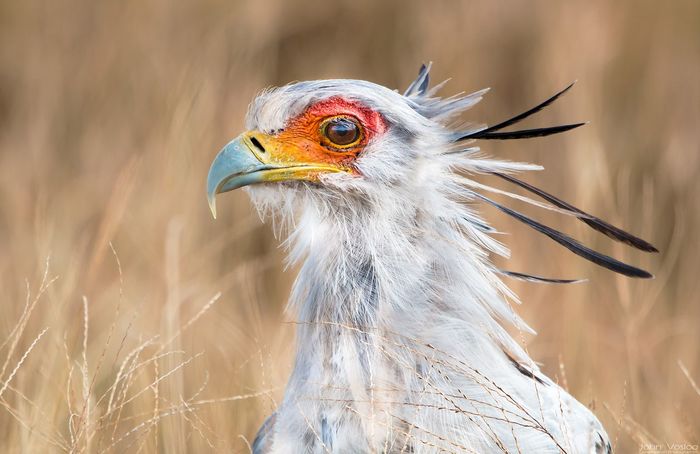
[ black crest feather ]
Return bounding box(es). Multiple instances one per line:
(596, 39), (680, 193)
(404, 63), (431, 97)
(456, 83), (584, 141)
(493, 172), (659, 253)
(472, 192), (653, 278)
(498, 269), (585, 285)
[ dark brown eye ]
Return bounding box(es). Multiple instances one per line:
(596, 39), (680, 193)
(322, 117), (361, 148)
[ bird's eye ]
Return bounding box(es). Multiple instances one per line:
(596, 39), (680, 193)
(321, 116), (362, 149)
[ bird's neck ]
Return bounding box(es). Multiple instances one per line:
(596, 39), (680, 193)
(277, 186), (534, 448)
(288, 197), (434, 330)
(283, 183), (527, 353)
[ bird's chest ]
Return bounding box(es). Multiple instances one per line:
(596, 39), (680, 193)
(278, 327), (413, 453)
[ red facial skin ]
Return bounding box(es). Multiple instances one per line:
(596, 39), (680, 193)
(264, 96), (387, 171)
(303, 96), (388, 141)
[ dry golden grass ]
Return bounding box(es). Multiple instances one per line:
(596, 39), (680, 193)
(0, 0), (698, 452)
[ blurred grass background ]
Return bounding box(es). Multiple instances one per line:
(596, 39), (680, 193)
(0, 0), (698, 452)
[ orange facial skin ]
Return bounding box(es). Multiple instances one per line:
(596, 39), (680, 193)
(245, 97), (388, 178)
(207, 97), (388, 217)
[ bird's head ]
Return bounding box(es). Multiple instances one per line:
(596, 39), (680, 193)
(207, 78), (458, 220)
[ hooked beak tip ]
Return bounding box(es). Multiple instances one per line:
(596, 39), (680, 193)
(208, 195), (218, 219)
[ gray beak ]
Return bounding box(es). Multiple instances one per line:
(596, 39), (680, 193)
(206, 135), (269, 219)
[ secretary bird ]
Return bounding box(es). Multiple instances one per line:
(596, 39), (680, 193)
(207, 64), (656, 453)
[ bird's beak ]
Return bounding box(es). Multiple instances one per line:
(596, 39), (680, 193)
(206, 132), (342, 218)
